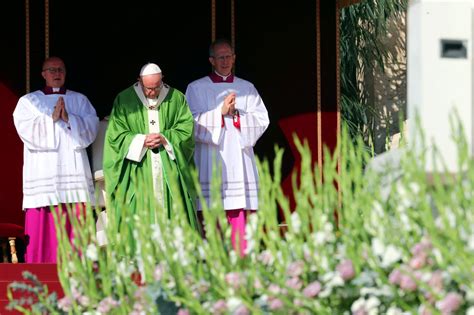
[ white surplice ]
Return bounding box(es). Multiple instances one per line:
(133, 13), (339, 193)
(186, 76), (269, 210)
(13, 90), (99, 209)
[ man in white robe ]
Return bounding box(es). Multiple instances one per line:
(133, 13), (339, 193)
(13, 56), (99, 263)
(185, 39), (270, 255)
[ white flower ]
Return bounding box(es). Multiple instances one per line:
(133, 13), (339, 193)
(371, 238), (402, 268)
(372, 201), (384, 218)
(291, 212), (301, 233)
(366, 296), (381, 311)
(151, 223), (165, 249)
(444, 207), (457, 228)
(227, 297), (243, 312)
(351, 297), (366, 313)
(319, 272), (343, 298)
(408, 183), (420, 195)
(352, 271), (377, 287)
(258, 250), (274, 266)
(466, 306), (474, 315)
(248, 213), (258, 232)
(315, 255), (328, 272)
(351, 296), (380, 315)
(432, 248), (444, 265)
(313, 231), (326, 245)
(386, 306), (407, 315)
(67, 261), (76, 273)
(311, 222), (335, 246)
(372, 238), (385, 257)
(172, 248), (189, 266)
(465, 286), (474, 303)
(268, 231), (279, 240)
(117, 260), (133, 277)
(245, 238), (256, 255)
(360, 285), (393, 298)
(381, 245), (402, 268)
(197, 245), (206, 259)
(151, 224), (162, 240)
(69, 277), (79, 292)
(173, 226), (184, 243)
(230, 250), (238, 264)
(85, 244), (98, 261)
(398, 212), (411, 230)
(467, 234), (474, 251)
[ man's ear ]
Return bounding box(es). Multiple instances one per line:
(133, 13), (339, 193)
(209, 57), (215, 67)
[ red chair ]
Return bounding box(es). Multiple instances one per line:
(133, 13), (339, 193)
(0, 223), (24, 263)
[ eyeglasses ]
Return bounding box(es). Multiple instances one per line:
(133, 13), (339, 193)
(142, 82), (164, 92)
(212, 55), (234, 62)
(43, 67), (66, 74)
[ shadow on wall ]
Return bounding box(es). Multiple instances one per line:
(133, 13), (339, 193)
(363, 12), (407, 153)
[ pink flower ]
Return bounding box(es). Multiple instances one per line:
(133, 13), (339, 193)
(353, 308), (367, 315)
(253, 278), (263, 290)
(409, 252), (428, 269)
(303, 281), (322, 298)
(389, 268), (402, 285)
(154, 264), (164, 281)
(286, 260), (305, 277)
(97, 297), (120, 313)
(134, 287), (147, 299)
(225, 272), (244, 289)
(268, 298), (284, 310)
(399, 274), (417, 291)
(57, 296), (72, 312)
(419, 305), (433, 315)
(336, 259), (355, 281)
(294, 298), (303, 307)
(177, 309), (190, 315)
(286, 277), (303, 290)
(78, 295), (90, 307)
(436, 292), (463, 314)
(212, 299), (227, 315)
(268, 284), (282, 295)
(428, 270), (444, 292)
(234, 305), (250, 315)
(258, 250), (274, 265)
(411, 239), (432, 256)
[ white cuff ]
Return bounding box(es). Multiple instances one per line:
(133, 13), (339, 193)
(126, 134), (147, 162)
(162, 135), (175, 160)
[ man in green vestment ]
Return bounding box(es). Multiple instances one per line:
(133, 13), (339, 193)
(103, 63), (199, 234)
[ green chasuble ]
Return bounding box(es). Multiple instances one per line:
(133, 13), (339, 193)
(103, 83), (199, 233)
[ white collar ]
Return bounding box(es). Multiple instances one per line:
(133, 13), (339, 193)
(215, 71), (231, 81)
(133, 82), (170, 110)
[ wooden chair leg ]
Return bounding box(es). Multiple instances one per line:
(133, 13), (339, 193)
(8, 237), (18, 264)
(1, 240), (8, 263)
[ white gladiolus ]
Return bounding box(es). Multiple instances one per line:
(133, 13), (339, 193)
(371, 238), (402, 268)
(291, 211), (301, 233)
(372, 238), (385, 257)
(351, 296), (380, 315)
(227, 297), (243, 312)
(467, 234), (474, 251)
(86, 244), (98, 261)
(381, 245), (402, 268)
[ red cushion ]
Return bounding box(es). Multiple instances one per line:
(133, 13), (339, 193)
(0, 223), (24, 238)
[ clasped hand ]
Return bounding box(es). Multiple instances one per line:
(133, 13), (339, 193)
(52, 97), (69, 122)
(144, 133), (167, 149)
(221, 92), (237, 116)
